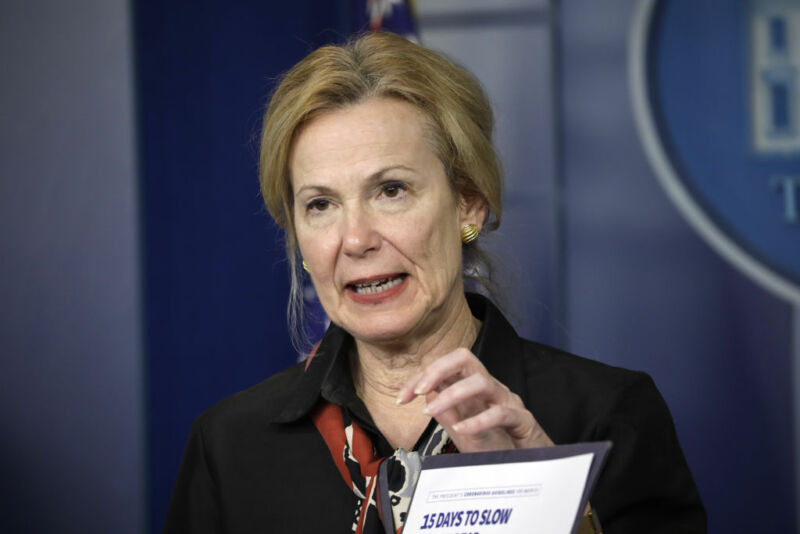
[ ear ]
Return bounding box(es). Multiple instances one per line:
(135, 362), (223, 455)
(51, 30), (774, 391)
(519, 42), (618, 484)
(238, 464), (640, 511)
(458, 192), (488, 230)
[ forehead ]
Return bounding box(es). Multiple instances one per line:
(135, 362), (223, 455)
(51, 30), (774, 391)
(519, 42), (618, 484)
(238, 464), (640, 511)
(289, 98), (438, 186)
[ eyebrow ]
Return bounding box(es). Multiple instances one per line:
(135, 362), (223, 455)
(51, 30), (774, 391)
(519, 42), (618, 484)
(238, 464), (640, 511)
(294, 165), (415, 198)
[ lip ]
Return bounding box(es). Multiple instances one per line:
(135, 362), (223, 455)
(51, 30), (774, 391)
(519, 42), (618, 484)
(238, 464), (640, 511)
(345, 272), (405, 286)
(345, 273), (409, 305)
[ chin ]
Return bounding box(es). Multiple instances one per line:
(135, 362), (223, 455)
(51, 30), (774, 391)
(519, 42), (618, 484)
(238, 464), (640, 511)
(344, 314), (422, 345)
(349, 320), (416, 346)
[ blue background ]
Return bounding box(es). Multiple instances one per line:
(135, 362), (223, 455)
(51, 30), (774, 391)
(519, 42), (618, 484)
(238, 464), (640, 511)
(133, 1), (354, 529)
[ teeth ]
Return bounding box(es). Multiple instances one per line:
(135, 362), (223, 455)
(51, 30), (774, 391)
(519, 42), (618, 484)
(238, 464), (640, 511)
(353, 276), (404, 294)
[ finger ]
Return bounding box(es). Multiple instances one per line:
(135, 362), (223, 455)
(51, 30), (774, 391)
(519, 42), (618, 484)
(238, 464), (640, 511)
(423, 373), (502, 417)
(424, 389), (462, 430)
(395, 370), (425, 405)
(450, 404), (526, 435)
(410, 348), (485, 396)
(451, 405), (554, 449)
(396, 347), (481, 404)
(438, 404), (517, 452)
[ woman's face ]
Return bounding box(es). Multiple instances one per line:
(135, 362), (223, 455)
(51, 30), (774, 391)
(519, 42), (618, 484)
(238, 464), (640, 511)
(290, 97), (484, 346)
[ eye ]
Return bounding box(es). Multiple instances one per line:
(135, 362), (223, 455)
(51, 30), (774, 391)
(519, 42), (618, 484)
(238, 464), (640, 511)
(380, 181), (407, 199)
(306, 198), (331, 213)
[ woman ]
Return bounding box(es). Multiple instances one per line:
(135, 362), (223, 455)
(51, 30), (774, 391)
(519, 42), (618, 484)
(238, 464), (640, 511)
(165, 32), (705, 533)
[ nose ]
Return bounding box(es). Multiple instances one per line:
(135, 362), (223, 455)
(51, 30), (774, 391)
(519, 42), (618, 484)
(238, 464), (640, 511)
(341, 205), (381, 258)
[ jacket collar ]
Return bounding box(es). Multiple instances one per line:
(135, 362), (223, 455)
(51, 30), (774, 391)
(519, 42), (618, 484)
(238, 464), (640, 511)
(466, 293), (529, 405)
(268, 324), (349, 423)
(266, 293), (528, 423)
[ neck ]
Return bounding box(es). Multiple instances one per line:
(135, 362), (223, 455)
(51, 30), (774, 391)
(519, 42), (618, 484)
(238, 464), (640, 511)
(351, 294), (480, 403)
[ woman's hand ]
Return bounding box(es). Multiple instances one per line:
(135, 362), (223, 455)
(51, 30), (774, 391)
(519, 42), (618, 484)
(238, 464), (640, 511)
(395, 348), (554, 453)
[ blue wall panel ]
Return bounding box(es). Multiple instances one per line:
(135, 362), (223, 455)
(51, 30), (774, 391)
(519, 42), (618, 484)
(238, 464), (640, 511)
(562, 1), (796, 531)
(0, 2), (143, 533)
(133, 2), (348, 530)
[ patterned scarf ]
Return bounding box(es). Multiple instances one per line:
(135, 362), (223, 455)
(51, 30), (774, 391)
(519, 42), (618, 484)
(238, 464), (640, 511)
(311, 401), (453, 534)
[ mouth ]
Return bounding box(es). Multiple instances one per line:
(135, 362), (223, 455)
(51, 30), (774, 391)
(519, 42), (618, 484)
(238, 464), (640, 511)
(346, 274), (408, 295)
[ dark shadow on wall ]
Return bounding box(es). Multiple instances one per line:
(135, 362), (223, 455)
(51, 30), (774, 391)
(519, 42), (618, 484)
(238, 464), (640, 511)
(132, 2), (352, 531)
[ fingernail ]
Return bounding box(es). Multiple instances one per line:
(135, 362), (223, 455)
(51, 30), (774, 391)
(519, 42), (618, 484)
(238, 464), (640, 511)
(452, 423), (462, 432)
(424, 402), (439, 415)
(414, 382), (428, 395)
(395, 397), (403, 405)
(422, 405), (430, 415)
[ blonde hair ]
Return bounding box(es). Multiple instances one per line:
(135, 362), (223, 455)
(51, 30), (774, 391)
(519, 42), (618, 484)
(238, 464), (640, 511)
(259, 32), (503, 346)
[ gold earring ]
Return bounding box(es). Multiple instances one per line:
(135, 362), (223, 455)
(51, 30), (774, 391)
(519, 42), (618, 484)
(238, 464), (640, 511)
(302, 260), (310, 272)
(460, 223), (479, 245)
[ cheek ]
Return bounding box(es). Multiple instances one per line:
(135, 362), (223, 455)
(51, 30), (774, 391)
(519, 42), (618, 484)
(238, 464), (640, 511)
(407, 209), (462, 280)
(296, 227), (336, 279)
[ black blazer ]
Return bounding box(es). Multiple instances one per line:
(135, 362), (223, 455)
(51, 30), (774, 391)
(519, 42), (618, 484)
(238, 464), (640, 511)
(164, 294), (706, 533)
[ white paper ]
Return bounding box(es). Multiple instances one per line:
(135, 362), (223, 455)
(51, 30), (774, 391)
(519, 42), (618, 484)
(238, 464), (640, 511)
(402, 452), (594, 534)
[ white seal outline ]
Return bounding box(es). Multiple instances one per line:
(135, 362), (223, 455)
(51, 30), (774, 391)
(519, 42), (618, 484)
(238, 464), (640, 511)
(629, 0), (800, 306)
